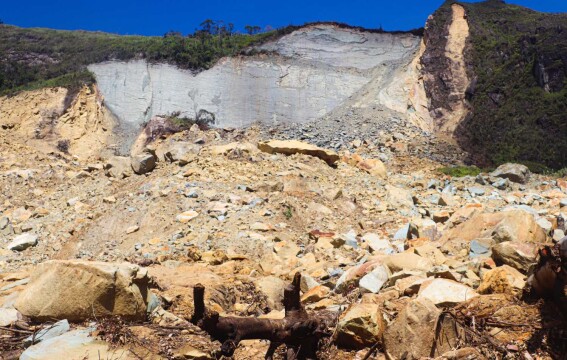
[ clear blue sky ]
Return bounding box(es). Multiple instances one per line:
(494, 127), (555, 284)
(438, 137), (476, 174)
(2, 0), (566, 36)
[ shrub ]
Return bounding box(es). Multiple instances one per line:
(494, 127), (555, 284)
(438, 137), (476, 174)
(438, 165), (483, 177)
(57, 139), (70, 153)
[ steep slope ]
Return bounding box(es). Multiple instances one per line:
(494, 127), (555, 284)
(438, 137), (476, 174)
(90, 24), (422, 131)
(423, 0), (567, 170)
(0, 85), (116, 159)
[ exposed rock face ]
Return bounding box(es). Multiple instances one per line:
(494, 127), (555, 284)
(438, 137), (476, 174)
(0, 86), (115, 160)
(89, 25), (421, 131)
(15, 261), (152, 321)
(421, 3), (471, 135)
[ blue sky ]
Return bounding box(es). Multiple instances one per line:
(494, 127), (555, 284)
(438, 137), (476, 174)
(2, 1), (567, 36)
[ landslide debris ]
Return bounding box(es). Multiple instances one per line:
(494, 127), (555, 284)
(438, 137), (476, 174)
(1, 118), (566, 359)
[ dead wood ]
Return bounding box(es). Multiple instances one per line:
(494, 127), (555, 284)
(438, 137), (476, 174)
(190, 272), (336, 359)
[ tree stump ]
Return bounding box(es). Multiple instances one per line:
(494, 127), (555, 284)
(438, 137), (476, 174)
(191, 273), (336, 359)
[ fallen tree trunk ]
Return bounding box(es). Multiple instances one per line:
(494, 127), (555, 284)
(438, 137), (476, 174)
(191, 273), (336, 359)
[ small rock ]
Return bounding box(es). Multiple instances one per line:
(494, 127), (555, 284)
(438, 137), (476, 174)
(176, 210), (199, 223)
(8, 233), (39, 251)
(300, 285), (330, 304)
(126, 225), (139, 234)
(103, 196), (116, 204)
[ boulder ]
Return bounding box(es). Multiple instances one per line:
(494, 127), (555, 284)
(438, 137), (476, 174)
(258, 140), (339, 166)
(491, 163), (530, 184)
(7, 233), (38, 251)
(359, 265), (390, 293)
(24, 319), (70, 347)
(383, 298), (440, 360)
(104, 156), (132, 179)
(335, 303), (385, 349)
(491, 241), (538, 273)
(254, 276), (286, 311)
(363, 233), (394, 254)
(418, 279), (478, 306)
(440, 210), (546, 252)
(131, 153), (156, 174)
(381, 253), (433, 273)
(15, 260), (152, 321)
(335, 259), (385, 293)
(477, 265), (525, 295)
(343, 154), (388, 178)
(19, 328), (132, 360)
(163, 142), (200, 165)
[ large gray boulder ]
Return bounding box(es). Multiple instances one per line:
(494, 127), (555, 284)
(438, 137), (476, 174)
(490, 163), (530, 184)
(15, 260), (152, 322)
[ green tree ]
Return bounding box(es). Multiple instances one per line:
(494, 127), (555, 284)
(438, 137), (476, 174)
(245, 25), (261, 35)
(200, 19), (215, 34)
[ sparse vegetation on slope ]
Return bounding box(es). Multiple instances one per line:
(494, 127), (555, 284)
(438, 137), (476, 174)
(0, 23), (280, 95)
(454, 1), (567, 170)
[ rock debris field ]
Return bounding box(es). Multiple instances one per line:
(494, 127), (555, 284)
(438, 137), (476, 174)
(0, 123), (566, 359)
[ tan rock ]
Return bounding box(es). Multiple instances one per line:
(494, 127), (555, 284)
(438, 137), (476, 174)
(491, 241), (538, 273)
(104, 156), (132, 179)
(255, 276), (286, 311)
(258, 140), (339, 166)
(15, 261), (151, 321)
(173, 345), (213, 360)
(477, 265), (525, 295)
(176, 210), (199, 223)
(300, 285), (330, 304)
(335, 303), (385, 349)
(380, 253), (433, 273)
(383, 298), (440, 360)
(440, 210), (546, 252)
(418, 278), (478, 306)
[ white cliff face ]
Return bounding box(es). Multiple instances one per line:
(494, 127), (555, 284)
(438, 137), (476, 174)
(89, 24), (422, 131)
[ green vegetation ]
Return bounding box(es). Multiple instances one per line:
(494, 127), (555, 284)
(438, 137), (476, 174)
(453, 1), (567, 170)
(438, 165), (484, 177)
(0, 20), (286, 95)
(283, 206), (293, 220)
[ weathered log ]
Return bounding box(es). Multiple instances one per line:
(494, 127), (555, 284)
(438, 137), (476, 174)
(191, 273), (336, 359)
